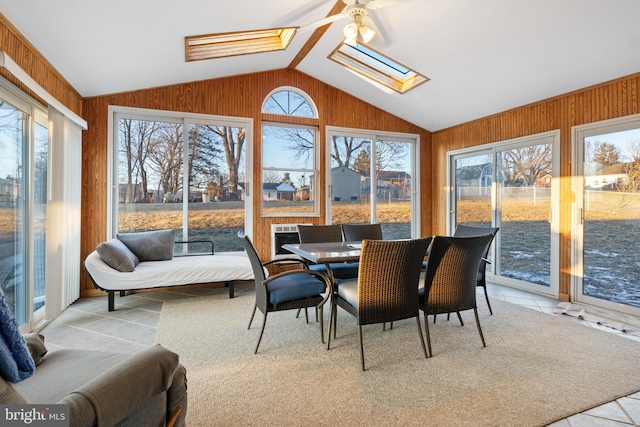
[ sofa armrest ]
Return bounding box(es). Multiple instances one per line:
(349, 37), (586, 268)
(61, 345), (181, 427)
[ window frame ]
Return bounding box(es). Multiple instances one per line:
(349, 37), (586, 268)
(325, 126), (420, 237)
(107, 105), (254, 244)
(0, 75), (49, 331)
(260, 87), (320, 217)
(260, 121), (319, 217)
(262, 87), (318, 118)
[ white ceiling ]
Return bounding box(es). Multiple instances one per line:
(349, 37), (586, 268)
(2, 0), (640, 132)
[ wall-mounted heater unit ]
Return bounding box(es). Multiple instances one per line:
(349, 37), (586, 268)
(270, 224), (310, 259)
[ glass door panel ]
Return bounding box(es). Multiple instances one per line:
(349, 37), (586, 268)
(187, 124), (246, 252)
(117, 119), (184, 242)
(329, 135), (372, 225)
(496, 144), (553, 287)
(450, 134), (558, 295)
(33, 121), (47, 312)
(453, 153), (493, 229)
(375, 138), (413, 239)
(0, 99), (26, 325)
(328, 132), (417, 239)
(581, 128), (640, 309)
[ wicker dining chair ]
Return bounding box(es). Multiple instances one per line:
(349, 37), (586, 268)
(297, 224), (359, 280)
(241, 236), (332, 354)
(328, 238), (431, 370)
(453, 224), (499, 315)
(341, 223), (383, 241)
(419, 234), (494, 357)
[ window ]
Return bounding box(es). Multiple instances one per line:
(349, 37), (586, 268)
(0, 78), (48, 328)
(448, 131), (560, 297)
(110, 107), (253, 252)
(185, 28), (297, 61)
(326, 128), (420, 239)
(261, 88), (318, 216)
(329, 42), (429, 94)
(573, 115), (640, 316)
(262, 89), (317, 117)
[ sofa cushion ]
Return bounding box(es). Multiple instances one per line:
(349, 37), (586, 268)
(14, 349), (129, 403)
(23, 333), (47, 367)
(0, 378), (27, 404)
(117, 229), (174, 262)
(96, 239), (139, 272)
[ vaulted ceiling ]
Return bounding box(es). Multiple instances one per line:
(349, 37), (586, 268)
(2, 0), (640, 131)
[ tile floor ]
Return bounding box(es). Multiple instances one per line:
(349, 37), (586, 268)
(38, 282), (640, 426)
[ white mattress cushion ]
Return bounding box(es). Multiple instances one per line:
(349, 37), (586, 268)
(85, 250), (254, 291)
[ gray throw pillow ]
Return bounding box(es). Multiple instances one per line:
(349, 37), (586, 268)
(117, 229), (175, 262)
(96, 239), (139, 272)
(22, 333), (47, 367)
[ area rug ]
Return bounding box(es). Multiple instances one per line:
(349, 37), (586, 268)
(155, 292), (640, 427)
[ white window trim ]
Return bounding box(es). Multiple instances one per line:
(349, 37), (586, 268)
(325, 126), (420, 237)
(0, 52), (86, 130)
(262, 86), (318, 118)
(107, 105), (254, 240)
(446, 130), (560, 297)
(571, 112), (640, 316)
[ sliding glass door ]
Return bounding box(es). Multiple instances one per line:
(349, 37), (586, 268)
(0, 83), (48, 329)
(326, 128), (419, 239)
(111, 107), (252, 253)
(448, 132), (559, 296)
(573, 116), (640, 315)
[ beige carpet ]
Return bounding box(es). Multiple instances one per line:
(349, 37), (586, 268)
(156, 292), (640, 427)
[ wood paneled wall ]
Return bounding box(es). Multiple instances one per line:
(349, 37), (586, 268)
(431, 72), (640, 301)
(0, 13), (83, 115)
(81, 68), (432, 295)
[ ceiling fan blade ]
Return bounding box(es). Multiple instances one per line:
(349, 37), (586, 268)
(299, 13), (347, 33)
(366, 0), (397, 10)
(363, 15), (386, 43)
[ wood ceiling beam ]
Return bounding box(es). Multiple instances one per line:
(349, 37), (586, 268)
(288, 0), (345, 70)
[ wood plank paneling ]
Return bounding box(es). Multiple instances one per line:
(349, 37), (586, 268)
(432, 71), (640, 301)
(0, 13), (83, 115)
(81, 68), (432, 295)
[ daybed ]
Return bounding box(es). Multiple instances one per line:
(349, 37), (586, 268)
(84, 229), (254, 311)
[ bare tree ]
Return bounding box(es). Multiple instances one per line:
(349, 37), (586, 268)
(206, 126), (245, 200)
(593, 142), (621, 168)
(500, 145), (552, 186)
(119, 119), (158, 202)
(263, 171), (282, 183)
(619, 140), (640, 193)
(147, 123), (183, 199)
(331, 136), (368, 168)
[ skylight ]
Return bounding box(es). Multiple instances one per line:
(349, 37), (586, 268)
(329, 42), (429, 94)
(185, 28), (297, 62)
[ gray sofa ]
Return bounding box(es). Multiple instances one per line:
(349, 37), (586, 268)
(1, 339), (187, 427)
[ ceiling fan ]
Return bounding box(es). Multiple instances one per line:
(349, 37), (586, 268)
(300, 0), (397, 44)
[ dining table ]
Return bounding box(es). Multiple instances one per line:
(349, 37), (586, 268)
(281, 241), (361, 283)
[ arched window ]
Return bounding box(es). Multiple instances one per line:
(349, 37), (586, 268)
(262, 87), (318, 118)
(261, 87), (318, 216)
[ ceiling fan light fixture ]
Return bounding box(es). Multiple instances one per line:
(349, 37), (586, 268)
(359, 24), (375, 44)
(343, 22), (359, 42)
